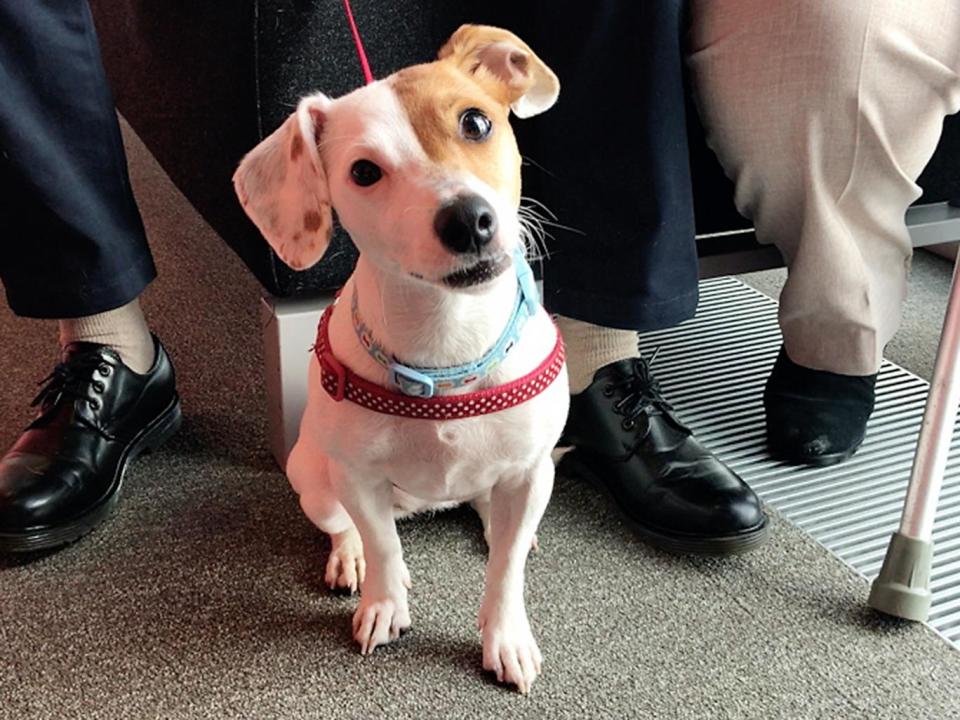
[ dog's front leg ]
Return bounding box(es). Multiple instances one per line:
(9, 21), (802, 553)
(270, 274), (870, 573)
(478, 455), (554, 693)
(330, 464), (411, 655)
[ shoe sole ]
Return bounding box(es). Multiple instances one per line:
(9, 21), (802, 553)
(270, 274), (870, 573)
(557, 450), (770, 556)
(0, 393), (183, 554)
(766, 436), (865, 468)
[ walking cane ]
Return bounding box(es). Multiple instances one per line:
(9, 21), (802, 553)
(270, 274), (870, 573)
(869, 256), (960, 621)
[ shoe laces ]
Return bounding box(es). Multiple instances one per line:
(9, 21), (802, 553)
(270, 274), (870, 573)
(30, 349), (112, 433)
(604, 349), (688, 437)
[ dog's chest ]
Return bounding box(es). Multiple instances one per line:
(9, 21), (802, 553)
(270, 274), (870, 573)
(310, 307), (569, 502)
(374, 413), (539, 501)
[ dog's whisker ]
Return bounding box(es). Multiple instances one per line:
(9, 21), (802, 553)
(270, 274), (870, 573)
(520, 210), (585, 237)
(518, 212), (552, 252)
(520, 201), (582, 238)
(522, 228), (549, 259)
(519, 195), (559, 220)
(535, 219), (583, 236)
(517, 207), (547, 229)
(517, 205), (548, 223)
(518, 216), (552, 264)
(518, 208), (548, 226)
(519, 155), (557, 179)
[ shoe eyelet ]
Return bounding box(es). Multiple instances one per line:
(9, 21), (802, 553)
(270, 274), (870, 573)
(98, 364), (112, 377)
(621, 418), (636, 431)
(602, 384), (615, 398)
(88, 398), (101, 411)
(93, 381), (105, 393)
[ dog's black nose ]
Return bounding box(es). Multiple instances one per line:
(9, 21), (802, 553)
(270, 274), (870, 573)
(434, 195), (497, 254)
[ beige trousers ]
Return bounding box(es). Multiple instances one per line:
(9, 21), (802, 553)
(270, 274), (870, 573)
(688, 0), (960, 375)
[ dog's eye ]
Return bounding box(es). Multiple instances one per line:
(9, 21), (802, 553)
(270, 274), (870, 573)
(459, 109), (492, 142)
(350, 160), (383, 187)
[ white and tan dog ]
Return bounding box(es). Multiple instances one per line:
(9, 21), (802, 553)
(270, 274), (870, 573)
(234, 25), (567, 693)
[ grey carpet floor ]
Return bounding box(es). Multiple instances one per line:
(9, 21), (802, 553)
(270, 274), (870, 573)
(2, 122), (960, 720)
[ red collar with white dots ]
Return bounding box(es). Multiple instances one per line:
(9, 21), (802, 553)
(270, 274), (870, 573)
(313, 302), (565, 420)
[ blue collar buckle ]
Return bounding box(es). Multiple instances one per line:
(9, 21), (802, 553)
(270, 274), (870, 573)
(389, 364), (436, 398)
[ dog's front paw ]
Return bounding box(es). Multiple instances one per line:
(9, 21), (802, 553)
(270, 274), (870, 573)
(478, 605), (542, 694)
(325, 528), (366, 594)
(352, 591), (411, 655)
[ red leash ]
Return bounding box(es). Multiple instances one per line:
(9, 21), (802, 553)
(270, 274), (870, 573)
(342, 0), (374, 85)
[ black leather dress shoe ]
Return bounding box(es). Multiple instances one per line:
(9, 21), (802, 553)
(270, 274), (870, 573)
(0, 336), (181, 553)
(558, 358), (768, 554)
(764, 346), (877, 467)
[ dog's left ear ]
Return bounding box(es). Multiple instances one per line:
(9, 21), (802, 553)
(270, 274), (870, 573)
(439, 24), (559, 119)
(233, 94), (333, 271)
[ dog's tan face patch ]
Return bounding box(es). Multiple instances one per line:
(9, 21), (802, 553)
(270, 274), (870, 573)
(390, 63), (522, 206)
(313, 73), (527, 285)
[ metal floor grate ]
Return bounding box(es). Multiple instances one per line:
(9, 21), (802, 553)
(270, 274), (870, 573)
(639, 277), (960, 646)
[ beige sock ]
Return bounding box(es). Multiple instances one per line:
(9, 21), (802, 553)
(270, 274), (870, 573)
(59, 299), (156, 374)
(556, 315), (640, 394)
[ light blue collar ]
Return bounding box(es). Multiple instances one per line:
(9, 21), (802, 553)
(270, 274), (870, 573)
(351, 249), (539, 398)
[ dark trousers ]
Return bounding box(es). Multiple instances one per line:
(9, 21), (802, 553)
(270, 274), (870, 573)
(0, 0), (154, 319)
(516, 0), (699, 332)
(0, 1), (695, 331)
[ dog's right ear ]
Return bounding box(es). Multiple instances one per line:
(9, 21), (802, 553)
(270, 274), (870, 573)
(233, 94), (332, 271)
(439, 25), (559, 119)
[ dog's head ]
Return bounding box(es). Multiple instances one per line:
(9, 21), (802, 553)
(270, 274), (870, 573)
(233, 25), (558, 290)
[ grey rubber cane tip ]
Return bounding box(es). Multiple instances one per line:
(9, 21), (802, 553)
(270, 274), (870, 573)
(868, 532), (933, 622)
